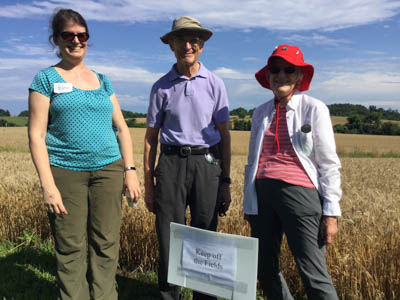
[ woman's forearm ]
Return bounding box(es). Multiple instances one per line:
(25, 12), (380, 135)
(29, 134), (57, 191)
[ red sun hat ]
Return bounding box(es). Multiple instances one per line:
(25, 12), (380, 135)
(255, 44), (314, 92)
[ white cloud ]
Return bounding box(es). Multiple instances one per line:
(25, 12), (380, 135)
(282, 33), (351, 47)
(93, 65), (163, 83)
(242, 57), (262, 62)
(115, 94), (149, 106)
(0, 57), (54, 70)
(0, 44), (53, 56)
(310, 71), (400, 109)
(317, 71), (400, 94)
(1, 0), (400, 31)
(213, 67), (253, 80)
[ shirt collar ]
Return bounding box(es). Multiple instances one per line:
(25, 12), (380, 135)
(286, 92), (301, 111)
(168, 62), (207, 82)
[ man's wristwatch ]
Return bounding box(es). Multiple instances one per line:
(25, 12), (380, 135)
(221, 177), (231, 185)
(124, 166), (137, 171)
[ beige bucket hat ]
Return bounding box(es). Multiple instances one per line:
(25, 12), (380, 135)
(160, 16), (213, 44)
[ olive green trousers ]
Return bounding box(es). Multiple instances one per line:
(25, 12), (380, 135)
(49, 158), (124, 300)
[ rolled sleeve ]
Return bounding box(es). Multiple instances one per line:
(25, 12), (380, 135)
(146, 84), (165, 128)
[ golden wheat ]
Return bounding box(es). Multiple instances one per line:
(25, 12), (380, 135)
(0, 128), (399, 299)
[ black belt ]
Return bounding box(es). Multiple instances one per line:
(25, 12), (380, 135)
(161, 144), (217, 157)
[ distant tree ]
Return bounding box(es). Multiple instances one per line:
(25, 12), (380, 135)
(328, 103), (369, 117)
(346, 114), (363, 132)
(248, 108), (255, 117)
(125, 118), (147, 128)
(381, 122), (400, 136)
(333, 124), (346, 133)
(230, 107), (248, 118)
(328, 103), (400, 121)
(0, 119), (16, 127)
(122, 109), (146, 119)
(18, 110), (29, 117)
(361, 112), (382, 134)
(0, 109), (10, 116)
(233, 119), (251, 131)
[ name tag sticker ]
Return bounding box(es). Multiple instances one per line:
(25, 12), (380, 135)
(54, 83), (73, 93)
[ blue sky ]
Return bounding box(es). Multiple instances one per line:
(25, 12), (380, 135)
(1, 0), (400, 115)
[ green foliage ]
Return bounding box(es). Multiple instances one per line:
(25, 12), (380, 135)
(126, 118), (147, 128)
(328, 103), (400, 121)
(333, 112), (400, 135)
(121, 109), (146, 118)
(18, 110), (29, 117)
(0, 119), (16, 127)
(230, 107), (248, 118)
(17, 230), (39, 248)
(0, 117), (28, 127)
(233, 119), (251, 131)
(328, 103), (369, 117)
(0, 109), (10, 117)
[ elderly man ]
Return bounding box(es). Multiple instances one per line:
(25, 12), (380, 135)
(144, 16), (231, 300)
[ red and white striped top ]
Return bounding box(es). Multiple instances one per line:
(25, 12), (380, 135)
(256, 103), (315, 188)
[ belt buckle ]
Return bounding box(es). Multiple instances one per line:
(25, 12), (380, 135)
(180, 146), (191, 157)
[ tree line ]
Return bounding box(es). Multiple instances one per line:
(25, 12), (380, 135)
(2, 104), (400, 134)
(229, 104), (400, 135)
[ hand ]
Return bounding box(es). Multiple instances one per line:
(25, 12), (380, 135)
(218, 183), (231, 216)
(320, 216), (338, 244)
(124, 170), (141, 205)
(42, 186), (67, 215)
(144, 182), (156, 214)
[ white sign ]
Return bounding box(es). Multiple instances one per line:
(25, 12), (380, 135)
(54, 83), (73, 93)
(182, 230), (237, 287)
(168, 223), (258, 300)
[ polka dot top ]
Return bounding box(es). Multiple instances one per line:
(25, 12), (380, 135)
(29, 66), (121, 171)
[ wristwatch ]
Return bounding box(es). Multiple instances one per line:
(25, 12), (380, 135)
(221, 177), (231, 185)
(124, 166), (137, 171)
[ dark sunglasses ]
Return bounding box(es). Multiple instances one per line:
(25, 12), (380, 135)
(60, 31), (90, 42)
(269, 66), (297, 74)
(174, 37), (203, 46)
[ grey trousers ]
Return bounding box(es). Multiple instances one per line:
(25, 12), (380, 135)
(250, 178), (338, 300)
(155, 151), (222, 300)
(49, 158), (124, 300)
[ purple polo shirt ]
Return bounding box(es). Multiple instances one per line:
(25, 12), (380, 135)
(147, 63), (230, 147)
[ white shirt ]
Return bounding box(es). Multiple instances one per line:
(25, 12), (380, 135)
(243, 93), (342, 216)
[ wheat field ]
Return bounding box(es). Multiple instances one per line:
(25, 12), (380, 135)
(0, 127), (399, 299)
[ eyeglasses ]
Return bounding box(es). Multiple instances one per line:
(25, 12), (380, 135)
(269, 66), (297, 74)
(174, 37), (203, 47)
(60, 31), (90, 42)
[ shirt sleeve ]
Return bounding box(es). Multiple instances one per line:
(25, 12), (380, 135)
(313, 104), (342, 216)
(146, 82), (164, 128)
(212, 76), (230, 124)
(99, 73), (115, 96)
(29, 70), (52, 98)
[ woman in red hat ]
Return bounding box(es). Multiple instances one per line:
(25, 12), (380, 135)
(243, 44), (341, 299)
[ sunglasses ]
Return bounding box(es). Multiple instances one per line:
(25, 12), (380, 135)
(60, 31), (90, 42)
(174, 37), (203, 47)
(269, 66), (297, 74)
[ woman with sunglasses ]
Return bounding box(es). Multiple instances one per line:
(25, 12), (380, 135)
(28, 8), (141, 299)
(243, 44), (341, 299)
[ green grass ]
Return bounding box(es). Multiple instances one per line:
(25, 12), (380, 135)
(0, 117), (28, 127)
(0, 235), (264, 300)
(337, 150), (400, 158)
